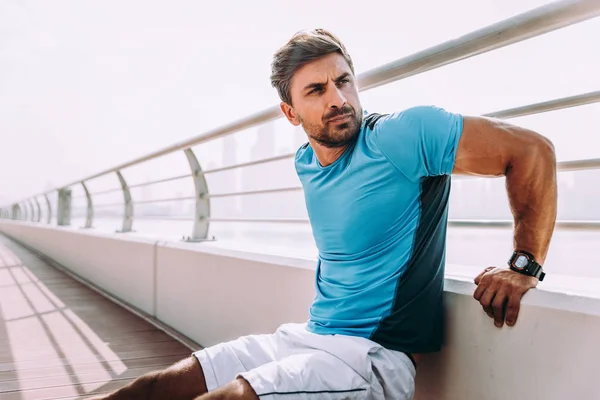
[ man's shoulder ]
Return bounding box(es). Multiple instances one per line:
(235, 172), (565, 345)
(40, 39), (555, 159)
(366, 105), (450, 131)
(294, 142), (314, 173)
(295, 141), (311, 160)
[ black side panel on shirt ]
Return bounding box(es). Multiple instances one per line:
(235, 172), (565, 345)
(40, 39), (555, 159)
(364, 113), (388, 131)
(370, 175), (451, 354)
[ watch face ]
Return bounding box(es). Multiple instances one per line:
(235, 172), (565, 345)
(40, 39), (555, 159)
(514, 255), (529, 270)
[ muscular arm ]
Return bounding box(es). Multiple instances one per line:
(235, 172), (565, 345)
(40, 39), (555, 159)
(453, 116), (557, 262)
(453, 116), (558, 327)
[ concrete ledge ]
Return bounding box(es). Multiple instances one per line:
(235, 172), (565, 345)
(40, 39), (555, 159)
(1, 220), (599, 400)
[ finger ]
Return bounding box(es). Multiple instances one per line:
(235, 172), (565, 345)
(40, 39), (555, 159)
(482, 305), (494, 319)
(505, 293), (522, 327)
(473, 277), (491, 300)
(474, 266), (494, 285)
(479, 286), (496, 311)
(473, 284), (486, 301)
(491, 291), (508, 328)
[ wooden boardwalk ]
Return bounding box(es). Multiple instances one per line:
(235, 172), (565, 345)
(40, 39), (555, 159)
(0, 235), (193, 400)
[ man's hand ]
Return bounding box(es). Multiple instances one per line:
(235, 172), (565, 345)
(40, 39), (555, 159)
(473, 267), (538, 328)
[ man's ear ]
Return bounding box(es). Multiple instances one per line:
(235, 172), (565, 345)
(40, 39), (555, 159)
(280, 102), (301, 127)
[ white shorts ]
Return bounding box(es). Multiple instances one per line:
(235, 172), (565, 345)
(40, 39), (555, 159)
(193, 322), (416, 399)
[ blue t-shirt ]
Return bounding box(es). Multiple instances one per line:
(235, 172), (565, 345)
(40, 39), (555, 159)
(295, 105), (464, 353)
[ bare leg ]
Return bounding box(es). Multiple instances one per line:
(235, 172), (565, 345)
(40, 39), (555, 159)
(87, 356), (208, 400)
(194, 377), (259, 400)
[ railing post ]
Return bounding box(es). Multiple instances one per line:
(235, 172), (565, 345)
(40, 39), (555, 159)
(33, 197), (41, 222)
(81, 181), (94, 229)
(27, 199), (35, 222)
(57, 188), (72, 226)
(116, 170), (133, 233)
(24, 200), (29, 221)
(44, 193), (52, 224)
(183, 148), (212, 241)
(11, 204), (20, 220)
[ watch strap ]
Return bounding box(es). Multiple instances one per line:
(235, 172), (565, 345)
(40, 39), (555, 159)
(527, 260), (545, 281)
(509, 250), (545, 281)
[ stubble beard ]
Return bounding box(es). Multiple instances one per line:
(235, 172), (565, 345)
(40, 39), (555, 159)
(300, 106), (363, 149)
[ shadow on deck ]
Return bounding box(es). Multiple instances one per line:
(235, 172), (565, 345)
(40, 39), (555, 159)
(0, 234), (192, 400)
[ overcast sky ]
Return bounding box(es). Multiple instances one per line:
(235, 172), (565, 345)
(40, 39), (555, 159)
(1, 0), (599, 205)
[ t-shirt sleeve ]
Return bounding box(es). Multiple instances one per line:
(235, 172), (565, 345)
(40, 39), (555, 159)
(373, 105), (464, 181)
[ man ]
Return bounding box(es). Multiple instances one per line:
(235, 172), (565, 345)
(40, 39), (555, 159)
(91, 29), (556, 400)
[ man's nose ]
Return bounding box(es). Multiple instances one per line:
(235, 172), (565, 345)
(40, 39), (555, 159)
(327, 86), (347, 109)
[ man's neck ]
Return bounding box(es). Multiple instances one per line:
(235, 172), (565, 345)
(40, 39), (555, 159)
(310, 140), (349, 167)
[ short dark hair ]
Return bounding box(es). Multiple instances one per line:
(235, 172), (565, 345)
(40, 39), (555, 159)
(270, 29), (355, 105)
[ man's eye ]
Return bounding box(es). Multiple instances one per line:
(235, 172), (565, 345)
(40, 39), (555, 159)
(309, 87), (323, 95)
(338, 79), (350, 85)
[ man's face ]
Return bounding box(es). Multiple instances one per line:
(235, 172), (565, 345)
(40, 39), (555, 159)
(282, 53), (362, 148)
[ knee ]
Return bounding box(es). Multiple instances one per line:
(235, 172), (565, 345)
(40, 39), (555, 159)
(235, 377), (257, 398)
(214, 378), (259, 400)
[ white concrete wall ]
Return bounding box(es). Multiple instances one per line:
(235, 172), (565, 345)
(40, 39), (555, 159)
(156, 242), (315, 346)
(2, 220), (600, 400)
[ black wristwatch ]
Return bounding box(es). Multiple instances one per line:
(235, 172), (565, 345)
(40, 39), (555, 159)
(508, 250), (545, 281)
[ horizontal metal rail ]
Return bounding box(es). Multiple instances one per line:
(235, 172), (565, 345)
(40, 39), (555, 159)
(128, 174), (192, 189)
(102, 157), (600, 203)
(122, 217), (596, 230)
(35, 0), (600, 193)
(557, 158), (600, 172)
(208, 187), (303, 198)
(134, 215), (192, 221)
(89, 187), (123, 197)
(359, 0), (600, 90)
(132, 216), (309, 224)
(6, 158), (599, 214)
(448, 220), (600, 230)
(135, 196), (196, 205)
(203, 153), (296, 175)
(62, 157), (600, 208)
(455, 158), (600, 180)
(187, 217), (600, 230)
(66, 157), (600, 208)
(94, 202), (124, 208)
(208, 217), (311, 224)
(201, 90), (600, 176)
(484, 90), (600, 119)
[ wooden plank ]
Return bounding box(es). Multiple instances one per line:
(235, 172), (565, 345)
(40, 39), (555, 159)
(0, 354), (187, 382)
(0, 324), (163, 342)
(0, 339), (189, 372)
(0, 319), (160, 341)
(0, 337), (186, 363)
(0, 363), (178, 392)
(1, 378), (135, 400)
(0, 235), (199, 399)
(1, 330), (173, 353)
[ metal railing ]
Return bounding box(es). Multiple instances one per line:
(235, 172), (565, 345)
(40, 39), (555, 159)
(2, 0), (600, 239)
